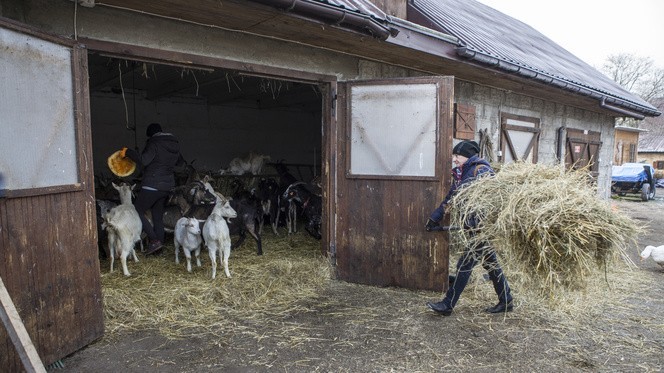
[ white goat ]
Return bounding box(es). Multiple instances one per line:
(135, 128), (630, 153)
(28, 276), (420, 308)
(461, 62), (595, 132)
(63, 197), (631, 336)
(174, 217), (203, 273)
(221, 152), (271, 175)
(105, 182), (142, 276)
(202, 193), (237, 279)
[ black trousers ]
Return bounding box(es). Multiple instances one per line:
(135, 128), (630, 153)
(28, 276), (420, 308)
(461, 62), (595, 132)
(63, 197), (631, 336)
(443, 242), (512, 308)
(133, 189), (170, 242)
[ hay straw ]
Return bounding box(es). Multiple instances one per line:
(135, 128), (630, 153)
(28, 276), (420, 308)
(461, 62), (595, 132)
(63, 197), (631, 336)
(101, 232), (330, 340)
(448, 162), (642, 298)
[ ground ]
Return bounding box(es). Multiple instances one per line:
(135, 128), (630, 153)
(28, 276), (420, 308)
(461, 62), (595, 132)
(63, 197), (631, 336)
(55, 195), (664, 373)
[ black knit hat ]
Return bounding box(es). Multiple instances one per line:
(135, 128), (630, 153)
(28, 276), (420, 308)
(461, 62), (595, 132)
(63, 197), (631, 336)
(453, 140), (480, 158)
(146, 122), (162, 137)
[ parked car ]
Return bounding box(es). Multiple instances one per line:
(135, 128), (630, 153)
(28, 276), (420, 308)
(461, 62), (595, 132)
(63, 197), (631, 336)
(611, 163), (657, 201)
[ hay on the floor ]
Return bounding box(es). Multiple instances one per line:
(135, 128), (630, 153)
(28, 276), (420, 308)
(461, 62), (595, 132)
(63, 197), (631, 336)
(448, 162), (642, 297)
(101, 232), (330, 340)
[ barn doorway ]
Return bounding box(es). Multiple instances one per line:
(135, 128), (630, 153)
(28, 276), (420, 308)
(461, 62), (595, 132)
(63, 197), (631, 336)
(87, 51), (326, 255)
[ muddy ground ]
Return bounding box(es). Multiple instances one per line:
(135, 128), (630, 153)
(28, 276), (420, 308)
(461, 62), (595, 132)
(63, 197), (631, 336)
(55, 195), (664, 373)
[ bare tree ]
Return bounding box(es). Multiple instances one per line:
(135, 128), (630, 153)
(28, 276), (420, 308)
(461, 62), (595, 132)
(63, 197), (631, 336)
(601, 53), (664, 103)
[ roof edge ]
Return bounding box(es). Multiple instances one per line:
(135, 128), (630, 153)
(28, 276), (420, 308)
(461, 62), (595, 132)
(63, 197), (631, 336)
(456, 46), (662, 118)
(248, 0), (398, 40)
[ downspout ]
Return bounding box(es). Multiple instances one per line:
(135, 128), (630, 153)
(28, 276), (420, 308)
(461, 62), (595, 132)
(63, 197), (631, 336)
(250, 0), (398, 40)
(556, 126), (566, 161)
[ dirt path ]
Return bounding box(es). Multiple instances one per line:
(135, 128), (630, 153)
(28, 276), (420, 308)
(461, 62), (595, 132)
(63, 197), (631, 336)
(56, 195), (664, 373)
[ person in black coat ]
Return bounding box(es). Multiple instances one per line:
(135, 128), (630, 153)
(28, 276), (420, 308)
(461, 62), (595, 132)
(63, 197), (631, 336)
(125, 123), (184, 255)
(425, 140), (513, 316)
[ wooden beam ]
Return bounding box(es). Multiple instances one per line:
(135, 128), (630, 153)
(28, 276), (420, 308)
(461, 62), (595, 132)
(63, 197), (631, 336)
(0, 276), (46, 373)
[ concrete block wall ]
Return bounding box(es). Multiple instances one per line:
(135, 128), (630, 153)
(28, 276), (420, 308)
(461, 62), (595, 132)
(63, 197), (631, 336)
(455, 80), (616, 198)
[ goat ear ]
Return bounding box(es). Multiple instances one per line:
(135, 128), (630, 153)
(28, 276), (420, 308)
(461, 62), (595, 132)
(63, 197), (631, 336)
(112, 182), (119, 190)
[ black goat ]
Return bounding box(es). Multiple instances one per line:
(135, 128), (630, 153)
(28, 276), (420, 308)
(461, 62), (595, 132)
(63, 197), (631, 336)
(284, 182), (322, 240)
(96, 199), (118, 258)
(228, 197), (263, 255)
(255, 177), (281, 235)
(272, 162), (299, 234)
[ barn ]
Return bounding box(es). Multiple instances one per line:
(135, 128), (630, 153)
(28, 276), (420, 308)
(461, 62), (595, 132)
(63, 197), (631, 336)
(0, 0), (660, 369)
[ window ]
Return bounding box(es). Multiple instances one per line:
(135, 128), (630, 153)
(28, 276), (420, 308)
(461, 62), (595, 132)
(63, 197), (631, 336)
(0, 27), (79, 195)
(628, 144), (637, 163)
(500, 113), (540, 163)
(348, 83), (438, 178)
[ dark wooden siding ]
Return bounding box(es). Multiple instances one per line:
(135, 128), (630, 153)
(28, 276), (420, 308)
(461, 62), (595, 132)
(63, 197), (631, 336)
(0, 41), (104, 369)
(333, 78), (453, 291)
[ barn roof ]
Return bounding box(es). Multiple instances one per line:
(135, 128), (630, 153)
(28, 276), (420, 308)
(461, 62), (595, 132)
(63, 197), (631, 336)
(249, 0), (659, 117)
(406, 0), (660, 118)
(92, 0), (660, 118)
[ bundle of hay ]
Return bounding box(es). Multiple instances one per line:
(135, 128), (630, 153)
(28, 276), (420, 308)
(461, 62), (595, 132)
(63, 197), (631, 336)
(448, 162), (640, 295)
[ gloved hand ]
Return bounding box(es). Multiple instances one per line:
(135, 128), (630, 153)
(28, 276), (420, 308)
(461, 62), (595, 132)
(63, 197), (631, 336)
(120, 147), (128, 158)
(425, 218), (439, 232)
(123, 147), (140, 163)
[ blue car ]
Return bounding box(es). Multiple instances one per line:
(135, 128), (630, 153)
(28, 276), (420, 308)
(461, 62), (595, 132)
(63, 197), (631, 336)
(611, 163), (657, 201)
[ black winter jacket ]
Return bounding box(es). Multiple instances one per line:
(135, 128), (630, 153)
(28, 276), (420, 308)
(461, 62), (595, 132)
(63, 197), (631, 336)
(127, 133), (183, 191)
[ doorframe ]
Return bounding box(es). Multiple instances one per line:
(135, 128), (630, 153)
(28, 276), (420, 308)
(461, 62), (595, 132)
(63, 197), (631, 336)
(80, 37), (339, 257)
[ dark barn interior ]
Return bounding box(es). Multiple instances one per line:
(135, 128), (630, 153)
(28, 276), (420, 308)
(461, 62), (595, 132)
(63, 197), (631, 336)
(87, 52), (323, 181)
(86, 52), (325, 251)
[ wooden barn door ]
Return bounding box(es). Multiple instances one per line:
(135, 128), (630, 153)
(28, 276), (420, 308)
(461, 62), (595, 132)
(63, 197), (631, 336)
(333, 77), (453, 291)
(0, 18), (103, 369)
(565, 128), (602, 178)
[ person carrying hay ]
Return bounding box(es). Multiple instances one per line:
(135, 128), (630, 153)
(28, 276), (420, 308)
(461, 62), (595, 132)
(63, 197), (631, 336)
(425, 140), (513, 316)
(123, 123), (185, 255)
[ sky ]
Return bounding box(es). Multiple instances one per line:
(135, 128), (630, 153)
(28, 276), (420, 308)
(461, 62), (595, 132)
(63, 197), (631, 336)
(476, 0), (664, 69)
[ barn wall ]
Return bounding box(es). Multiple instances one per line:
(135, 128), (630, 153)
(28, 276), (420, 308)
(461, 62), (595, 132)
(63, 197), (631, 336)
(638, 153), (664, 171)
(11, 1), (362, 80)
(455, 80), (616, 198)
(91, 92), (322, 176)
(614, 129), (640, 165)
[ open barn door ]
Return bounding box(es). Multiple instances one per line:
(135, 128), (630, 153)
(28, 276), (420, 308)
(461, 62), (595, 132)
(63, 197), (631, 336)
(0, 18), (103, 369)
(333, 77), (453, 291)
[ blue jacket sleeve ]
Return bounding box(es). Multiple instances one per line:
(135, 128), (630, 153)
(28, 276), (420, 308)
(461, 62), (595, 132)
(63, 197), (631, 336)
(429, 184), (457, 222)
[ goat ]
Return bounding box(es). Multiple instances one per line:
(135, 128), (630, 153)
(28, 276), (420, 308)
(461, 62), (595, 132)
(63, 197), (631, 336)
(148, 180), (217, 233)
(221, 152), (271, 176)
(174, 217), (203, 273)
(105, 182), (143, 276)
(96, 199), (118, 258)
(255, 177), (281, 235)
(273, 162), (299, 234)
(202, 193), (237, 279)
(202, 180), (264, 255)
(229, 197), (264, 255)
(284, 181), (323, 240)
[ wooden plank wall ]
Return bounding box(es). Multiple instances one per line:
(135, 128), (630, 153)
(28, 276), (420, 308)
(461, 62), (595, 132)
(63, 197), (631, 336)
(0, 192), (104, 368)
(333, 80), (453, 291)
(0, 45), (104, 368)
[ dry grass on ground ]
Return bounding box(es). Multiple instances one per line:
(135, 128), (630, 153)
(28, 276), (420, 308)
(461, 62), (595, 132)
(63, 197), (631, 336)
(101, 232), (330, 340)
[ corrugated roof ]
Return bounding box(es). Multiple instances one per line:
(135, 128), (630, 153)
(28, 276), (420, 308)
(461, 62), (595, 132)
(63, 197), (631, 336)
(252, 0), (659, 117)
(409, 0), (659, 116)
